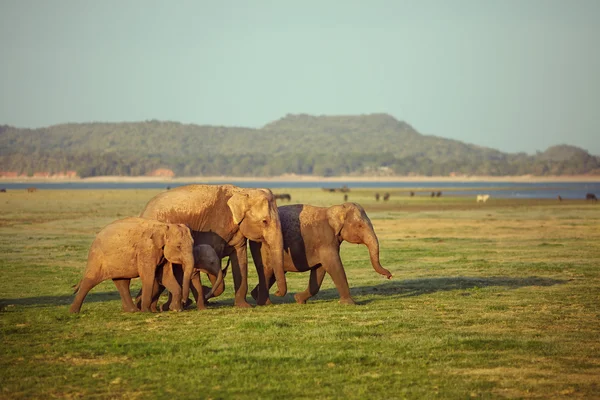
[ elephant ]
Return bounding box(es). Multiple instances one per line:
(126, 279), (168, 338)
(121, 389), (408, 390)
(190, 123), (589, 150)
(139, 184), (286, 308)
(69, 217), (195, 313)
(249, 202), (392, 305)
(136, 244), (226, 312)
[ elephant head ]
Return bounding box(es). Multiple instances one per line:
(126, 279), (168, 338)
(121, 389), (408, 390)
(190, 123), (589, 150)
(327, 203), (392, 279)
(227, 188), (286, 296)
(155, 223), (196, 307)
(192, 244), (225, 300)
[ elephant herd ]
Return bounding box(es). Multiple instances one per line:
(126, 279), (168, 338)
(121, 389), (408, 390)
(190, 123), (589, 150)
(70, 184), (392, 313)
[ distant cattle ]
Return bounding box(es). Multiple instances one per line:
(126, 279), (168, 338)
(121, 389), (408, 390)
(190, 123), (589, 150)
(375, 193), (380, 201)
(557, 195), (562, 202)
(431, 192), (435, 197)
(476, 194), (490, 203)
(27, 187), (37, 193)
(436, 191), (442, 197)
(0, 188), (6, 193)
(586, 193), (598, 202)
(343, 194), (348, 202)
(383, 193), (390, 201)
(274, 193), (291, 202)
(409, 191), (415, 197)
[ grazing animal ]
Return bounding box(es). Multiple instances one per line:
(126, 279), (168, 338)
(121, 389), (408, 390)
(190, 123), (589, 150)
(557, 195), (562, 202)
(274, 193), (292, 202)
(383, 193), (390, 201)
(69, 217), (195, 313)
(436, 191), (442, 197)
(476, 194), (490, 203)
(431, 192), (435, 197)
(0, 188), (6, 193)
(586, 193), (598, 202)
(27, 187), (37, 193)
(375, 193), (380, 201)
(344, 194), (348, 202)
(409, 191), (415, 197)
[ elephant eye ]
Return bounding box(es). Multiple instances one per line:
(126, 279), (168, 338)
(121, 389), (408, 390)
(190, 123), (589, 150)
(262, 219), (269, 226)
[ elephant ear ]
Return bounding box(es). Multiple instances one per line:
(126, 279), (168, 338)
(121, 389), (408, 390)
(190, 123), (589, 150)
(327, 204), (348, 236)
(150, 223), (170, 249)
(227, 193), (250, 225)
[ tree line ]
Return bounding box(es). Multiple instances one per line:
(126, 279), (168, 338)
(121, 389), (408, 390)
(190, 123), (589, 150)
(0, 114), (598, 177)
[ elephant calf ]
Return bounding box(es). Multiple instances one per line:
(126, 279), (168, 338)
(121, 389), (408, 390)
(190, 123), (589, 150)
(250, 202), (392, 305)
(69, 217), (195, 313)
(136, 244), (226, 311)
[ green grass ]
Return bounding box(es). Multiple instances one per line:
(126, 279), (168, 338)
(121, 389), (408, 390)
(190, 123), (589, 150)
(1, 188), (599, 399)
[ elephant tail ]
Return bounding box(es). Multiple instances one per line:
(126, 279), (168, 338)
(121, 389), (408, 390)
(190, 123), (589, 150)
(72, 281), (81, 294)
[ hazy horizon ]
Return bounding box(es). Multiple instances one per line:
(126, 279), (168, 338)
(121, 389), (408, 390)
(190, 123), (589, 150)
(2, 1), (599, 155)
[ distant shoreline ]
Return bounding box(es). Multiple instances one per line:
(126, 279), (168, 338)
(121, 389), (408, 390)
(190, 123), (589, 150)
(1, 174), (599, 184)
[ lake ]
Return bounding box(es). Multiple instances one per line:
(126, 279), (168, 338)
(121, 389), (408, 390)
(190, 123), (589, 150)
(1, 180), (599, 199)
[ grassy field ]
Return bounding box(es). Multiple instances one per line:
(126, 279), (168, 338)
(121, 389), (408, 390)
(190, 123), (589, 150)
(1, 187), (599, 399)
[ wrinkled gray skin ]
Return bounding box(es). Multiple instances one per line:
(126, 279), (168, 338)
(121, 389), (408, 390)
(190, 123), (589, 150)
(135, 244), (225, 311)
(250, 203), (392, 305)
(70, 217), (195, 313)
(140, 184), (286, 308)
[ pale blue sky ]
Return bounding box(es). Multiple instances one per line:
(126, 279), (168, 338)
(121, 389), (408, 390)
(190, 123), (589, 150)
(1, 0), (599, 155)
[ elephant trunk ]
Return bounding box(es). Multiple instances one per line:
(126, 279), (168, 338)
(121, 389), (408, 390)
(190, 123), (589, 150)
(204, 266), (224, 300)
(180, 253), (195, 307)
(265, 229), (287, 296)
(363, 228), (392, 279)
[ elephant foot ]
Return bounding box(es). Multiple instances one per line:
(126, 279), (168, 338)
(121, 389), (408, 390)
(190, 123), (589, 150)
(196, 302), (207, 310)
(234, 300), (252, 309)
(294, 293), (308, 304)
(339, 297), (356, 305)
(123, 306), (139, 312)
(250, 287), (272, 306)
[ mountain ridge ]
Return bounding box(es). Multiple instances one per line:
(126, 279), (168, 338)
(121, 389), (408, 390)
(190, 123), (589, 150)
(0, 114), (598, 177)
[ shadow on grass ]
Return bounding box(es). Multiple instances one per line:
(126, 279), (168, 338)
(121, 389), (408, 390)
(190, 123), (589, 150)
(291, 275), (568, 304)
(0, 276), (567, 309)
(0, 291), (122, 309)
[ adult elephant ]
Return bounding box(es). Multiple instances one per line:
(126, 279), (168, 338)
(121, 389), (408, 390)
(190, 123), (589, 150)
(250, 202), (392, 305)
(140, 184), (286, 308)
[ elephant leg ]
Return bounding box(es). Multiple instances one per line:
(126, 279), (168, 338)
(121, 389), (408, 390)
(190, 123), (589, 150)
(113, 278), (138, 312)
(139, 272), (156, 312)
(149, 281), (165, 312)
(69, 276), (101, 313)
(250, 241), (272, 306)
(136, 279), (165, 312)
(322, 253), (355, 305)
(230, 247), (251, 308)
(190, 271), (207, 310)
(195, 274), (206, 310)
(294, 267), (326, 304)
(161, 263), (183, 312)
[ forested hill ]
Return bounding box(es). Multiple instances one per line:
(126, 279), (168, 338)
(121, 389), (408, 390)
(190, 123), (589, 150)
(1, 113), (598, 177)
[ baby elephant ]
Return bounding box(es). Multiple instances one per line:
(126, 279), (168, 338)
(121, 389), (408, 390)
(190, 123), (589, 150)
(69, 217), (195, 313)
(137, 244), (225, 311)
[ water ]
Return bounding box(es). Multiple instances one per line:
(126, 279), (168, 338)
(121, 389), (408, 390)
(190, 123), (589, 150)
(1, 180), (598, 199)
